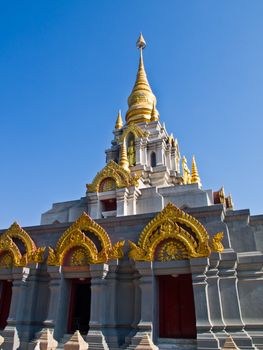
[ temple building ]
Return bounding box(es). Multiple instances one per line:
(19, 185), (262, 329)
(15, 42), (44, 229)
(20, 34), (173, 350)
(0, 34), (263, 350)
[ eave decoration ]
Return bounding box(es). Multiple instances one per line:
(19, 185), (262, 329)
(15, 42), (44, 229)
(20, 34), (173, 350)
(0, 222), (45, 268)
(47, 212), (125, 266)
(86, 160), (140, 193)
(128, 203), (224, 262)
(119, 124), (148, 142)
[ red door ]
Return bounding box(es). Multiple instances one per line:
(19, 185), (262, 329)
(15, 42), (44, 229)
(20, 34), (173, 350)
(0, 280), (12, 329)
(67, 279), (91, 333)
(159, 274), (196, 338)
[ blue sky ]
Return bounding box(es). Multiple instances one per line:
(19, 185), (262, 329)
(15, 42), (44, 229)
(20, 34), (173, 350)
(0, 1), (263, 228)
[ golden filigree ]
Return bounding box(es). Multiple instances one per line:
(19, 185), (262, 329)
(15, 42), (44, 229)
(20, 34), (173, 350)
(128, 241), (148, 261)
(209, 232), (224, 252)
(0, 252), (13, 268)
(86, 160), (139, 193)
(119, 124), (148, 142)
(158, 241), (189, 261)
(28, 247), (46, 263)
(47, 247), (59, 266)
(0, 236), (22, 267)
(70, 247), (90, 266)
(109, 240), (125, 259)
(128, 203), (223, 262)
(47, 212), (125, 266)
(2, 222), (36, 255)
(0, 222), (46, 267)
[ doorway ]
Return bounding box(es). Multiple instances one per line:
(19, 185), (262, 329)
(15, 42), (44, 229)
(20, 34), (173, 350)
(159, 274), (196, 339)
(0, 280), (13, 329)
(68, 279), (91, 334)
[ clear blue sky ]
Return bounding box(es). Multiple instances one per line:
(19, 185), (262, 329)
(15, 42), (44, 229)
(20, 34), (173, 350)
(0, 1), (263, 228)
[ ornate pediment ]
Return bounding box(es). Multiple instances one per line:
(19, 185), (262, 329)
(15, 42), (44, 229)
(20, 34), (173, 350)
(0, 222), (45, 268)
(86, 160), (139, 193)
(47, 212), (125, 266)
(128, 203), (224, 262)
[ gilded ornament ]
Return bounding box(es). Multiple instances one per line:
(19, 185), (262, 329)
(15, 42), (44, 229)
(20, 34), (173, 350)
(47, 247), (59, 266)
(120, 124), (148, 142)
(0, 221), (45, 268)
(109, 240), (125, 259)
(127, 139), (136, 167)
(126, 34), (159, 125)
(47, 212), (125, 266)
(87, 160), (139, 193)
(191, 155), (202, 187)
(70, 248), (90, 266)
(158, 241), (189, 261)
(0, 235), (22, 267)
(209, 232), (224, 252)
(128, 203), (223, 262)
(115, 110), (123, 130)
(0, 252), (13, 269)
(128, 241), (149, 261)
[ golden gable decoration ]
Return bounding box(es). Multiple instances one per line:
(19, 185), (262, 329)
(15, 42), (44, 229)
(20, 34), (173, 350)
(0, 222), (45, 268)
(86, 160), (139, 193)
(119, 124), (148, 142)
(128, 203), (224, 262)
(47, 212), (125, 266)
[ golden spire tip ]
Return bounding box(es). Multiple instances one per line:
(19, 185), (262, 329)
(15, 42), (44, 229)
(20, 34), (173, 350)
(191, 155), (201, 187)
(115, 109), (123, 130)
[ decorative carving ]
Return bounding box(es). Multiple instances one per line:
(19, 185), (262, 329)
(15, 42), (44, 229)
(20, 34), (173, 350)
(47, 212), (125, 266)
(86, 160), (139, 193)
(100, 178), (116, 192)
(119, 124), (148, 142)
(0, 222), (45, 268)
(0, 252), (14, 268)
(158, 240), (189, 261)
(128, 203), (224, 262)
(0, 235), (22, 267)
(127, 139), (136, 166)
(210, 232), (224, 252)
(109, 240), (125, 259)
(70, 247), (90, 266)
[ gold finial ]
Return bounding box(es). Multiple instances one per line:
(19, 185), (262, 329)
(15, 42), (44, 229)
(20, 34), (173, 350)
(191, 156), (201, 187)
(150, 101), (159, 121)
(126, 34), (159, 125)
(115, 110), (123, 129)
(119, 141), (130, 172)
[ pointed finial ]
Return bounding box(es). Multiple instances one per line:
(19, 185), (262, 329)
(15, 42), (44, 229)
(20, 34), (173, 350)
(191, 156), (201, 187)
(136, 33), (146, 49)
(150, 101), (159, 121)
(119, 141), (130, 172)
(126, 34), (158, 125)
(115, 110), (123, 129)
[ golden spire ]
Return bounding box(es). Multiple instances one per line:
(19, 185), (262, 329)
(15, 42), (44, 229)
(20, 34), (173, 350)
(126, 33), (159, 125)
(150, 100), (159, 121)
(119, 141), (130, 172)
(115, 110), (123, 129)
(191, 156), (201, 187)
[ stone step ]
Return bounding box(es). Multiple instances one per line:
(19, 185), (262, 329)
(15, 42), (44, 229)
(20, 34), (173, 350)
(157, 338), (197, 350)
